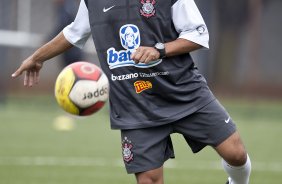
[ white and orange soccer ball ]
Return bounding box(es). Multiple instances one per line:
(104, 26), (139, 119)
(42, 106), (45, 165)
(54, 62), (109, 116)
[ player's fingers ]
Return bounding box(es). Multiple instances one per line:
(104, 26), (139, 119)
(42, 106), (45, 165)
(132, 50), (143, 64)
(24, 71), (29, 86)
(143, 48), (159, 64)
(29, 71), (34, 87)
(144, 55), (155, 64)
(35, 71), (40, 84)
(131, 49), (141, 63)
(131, 49), (138, 59)
(31, 71), (39, 85)
(11, 67), (24, 78)
(139, 52), (150, 63)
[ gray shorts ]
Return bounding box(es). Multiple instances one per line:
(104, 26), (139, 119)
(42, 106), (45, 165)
(120, 99), (237, 174)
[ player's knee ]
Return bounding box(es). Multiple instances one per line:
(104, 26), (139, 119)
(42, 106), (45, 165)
(223, 144), (248, 166)
(216, 132), (248, 166)
(137, 177), (156, 184)
(231, 138), (248, 166)
(230, 149), (247, 166)
(137, 176), (161, 184)
(136, 171), (162, 184)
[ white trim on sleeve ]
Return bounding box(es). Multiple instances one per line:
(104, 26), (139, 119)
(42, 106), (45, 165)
(63, 0), (91, 49)
(172, 0), (209, 49)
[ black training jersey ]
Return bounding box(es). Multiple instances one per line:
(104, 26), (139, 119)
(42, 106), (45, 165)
(63, 0), (215, 129)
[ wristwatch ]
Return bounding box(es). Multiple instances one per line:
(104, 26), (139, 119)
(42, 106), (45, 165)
(154, 42), (166, 59)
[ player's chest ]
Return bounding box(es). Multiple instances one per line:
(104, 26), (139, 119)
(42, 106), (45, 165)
(86, 0), (172, 23)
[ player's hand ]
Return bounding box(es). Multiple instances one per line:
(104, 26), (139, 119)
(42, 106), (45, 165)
(131, 46), (160, 64)
(11, 57), (43, 87)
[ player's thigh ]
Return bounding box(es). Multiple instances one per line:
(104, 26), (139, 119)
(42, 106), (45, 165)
(120, 125), (174, 174)
(173, 99), (237, 153)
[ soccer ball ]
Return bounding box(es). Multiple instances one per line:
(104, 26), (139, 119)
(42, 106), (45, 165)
(54, 62), (109, 116)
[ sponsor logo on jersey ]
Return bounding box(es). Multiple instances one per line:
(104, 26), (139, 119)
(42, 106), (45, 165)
(111, 73), (139, 81)
(134, 80), (153, 93)
(140, 0), (156, 18)
(111, 71), (169, 81)
(107, 24), (162, 69)
(122, 137), (134, 163)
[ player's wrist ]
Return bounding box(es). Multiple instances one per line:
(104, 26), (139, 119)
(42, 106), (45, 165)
(154, 43), (166, 59)
(30, 55), (44, 66)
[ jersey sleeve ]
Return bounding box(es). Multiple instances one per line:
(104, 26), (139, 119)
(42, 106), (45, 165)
(62, 0), (91, 49)
(172, 0), (209, 49)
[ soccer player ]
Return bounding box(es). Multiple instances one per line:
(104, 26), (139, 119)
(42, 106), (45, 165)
(12, 0), (251, 183)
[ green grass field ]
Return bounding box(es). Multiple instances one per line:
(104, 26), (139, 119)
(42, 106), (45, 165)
(0, 95), (282, 184)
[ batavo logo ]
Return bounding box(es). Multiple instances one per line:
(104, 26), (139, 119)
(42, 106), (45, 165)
(107, 24), (162, 69)
(134, 80), (152, 93)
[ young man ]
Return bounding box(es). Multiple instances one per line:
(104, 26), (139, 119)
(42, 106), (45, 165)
(12, 0), (251, 183)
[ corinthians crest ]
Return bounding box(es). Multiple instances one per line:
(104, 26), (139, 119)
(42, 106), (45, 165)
(122, 137), (134, 163)
(140, 0), (156, 18)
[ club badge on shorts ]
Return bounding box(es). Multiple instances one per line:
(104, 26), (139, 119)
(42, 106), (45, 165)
(122, 137), (134, 163)
(140, 0), (156, 18)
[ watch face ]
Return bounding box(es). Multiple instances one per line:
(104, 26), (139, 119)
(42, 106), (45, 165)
(155, 43), (165, 49)
(154, 42), (166, 59)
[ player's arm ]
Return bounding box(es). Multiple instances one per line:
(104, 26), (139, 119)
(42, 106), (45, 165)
(132, 0), (208, 63)
(131, 39), (202, 64)
(11, 32), (73, 86)
(164, 38), (203, 57)
(12, 0), (91, 87)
